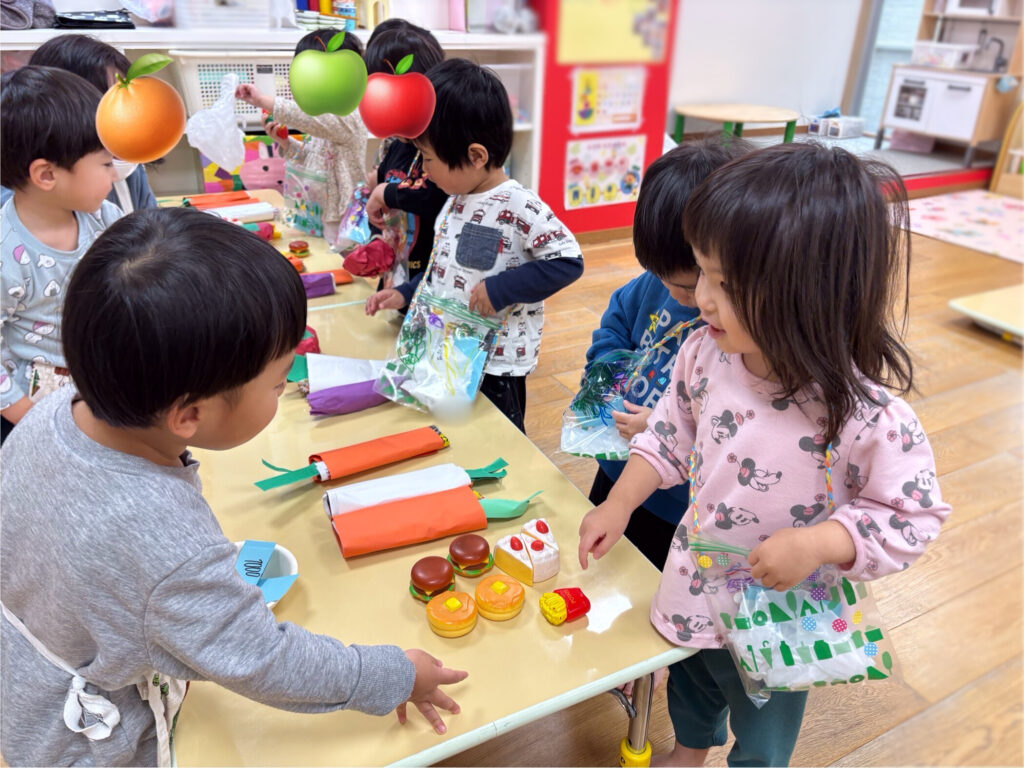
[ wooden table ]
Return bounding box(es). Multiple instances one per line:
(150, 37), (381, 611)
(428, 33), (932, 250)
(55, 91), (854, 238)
(163, 191), (692, 766)
(672, 102), (801, 144)
(949, 284), (1024, 345)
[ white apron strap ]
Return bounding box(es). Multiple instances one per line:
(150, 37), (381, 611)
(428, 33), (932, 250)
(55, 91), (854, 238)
(0, 601), (121, 740)
(113, 179), (134, 214)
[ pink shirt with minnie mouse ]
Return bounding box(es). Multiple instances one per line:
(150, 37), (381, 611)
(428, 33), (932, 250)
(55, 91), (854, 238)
(630, 326), (951, 649)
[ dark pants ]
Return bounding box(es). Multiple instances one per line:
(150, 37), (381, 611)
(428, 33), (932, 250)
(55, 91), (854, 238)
(589, 466), (676, 570)
(1, 415), (13, 445)
(667, 649), (807, 766)
(479, 374), (527, 434)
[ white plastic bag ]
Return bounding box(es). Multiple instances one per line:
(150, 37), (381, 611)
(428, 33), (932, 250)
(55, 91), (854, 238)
(185, 73), (244, 171)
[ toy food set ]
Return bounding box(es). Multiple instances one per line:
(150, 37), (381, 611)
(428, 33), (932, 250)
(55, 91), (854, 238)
(426, 591), (477, 638)
(410, 556), (455, 602)
(322, 462), (537, 557)
(255, 425), (451, 490)
(539, 587), (591, 626)
(376, 287), (501, 414)
(475, 575), (525, 621)
(261, 109), (290, 140)
(494, 517), (559, 586)
(447, 534), (493, 577)
(301, 353), (389, 417)
(289, 240), (310, 258)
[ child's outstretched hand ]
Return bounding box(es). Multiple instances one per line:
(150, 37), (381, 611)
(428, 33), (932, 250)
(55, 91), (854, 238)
(748, 521), (856, 590)
(365, 288), (407, 315)
(468, 282), (495, 316)
(234, 83), (273, 113)
(264, 120), (290, 151)
(612, 401), (652, 440)
(578, 500), (631, 569)
(399, 649), (468, 734)
(366, 183), (390, 228)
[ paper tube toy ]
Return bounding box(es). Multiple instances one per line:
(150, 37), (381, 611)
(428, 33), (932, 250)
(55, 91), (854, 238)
(322, 463), (542, 557)
(304, 354), (388, 416)
(301, 271), (336, 298)
(256, 425), (462, 490)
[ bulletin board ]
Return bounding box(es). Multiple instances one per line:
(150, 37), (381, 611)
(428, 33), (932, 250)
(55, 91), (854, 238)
(571, 66), (646, 134)
(557, 0), (671, 64)
(564, 135), (645, 209)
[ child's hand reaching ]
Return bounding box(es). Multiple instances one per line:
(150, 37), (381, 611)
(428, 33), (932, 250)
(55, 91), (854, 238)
(234, 83), (274, 113)
(399, 649), (468, 734)
(612, 401), (652, 440)
(264, 120), (290, 151)
(577, 500), (631, 569)
(365, 288), (407, 316)
(748, 521), (856, 590)
(468, 282), (495, 316)
(366, 183), (390, 228)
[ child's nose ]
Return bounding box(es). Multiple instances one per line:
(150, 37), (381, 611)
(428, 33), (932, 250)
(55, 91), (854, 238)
(695, 274), (712, 312)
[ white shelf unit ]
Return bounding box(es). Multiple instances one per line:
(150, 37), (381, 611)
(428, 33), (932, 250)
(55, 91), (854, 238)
(0, 28), (546, 194)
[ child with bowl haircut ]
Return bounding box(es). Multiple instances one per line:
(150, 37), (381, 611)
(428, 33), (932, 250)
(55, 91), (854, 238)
(0, 208), (466, 766)
(0, 66), (121, 441)
(365, 58), (584, 432)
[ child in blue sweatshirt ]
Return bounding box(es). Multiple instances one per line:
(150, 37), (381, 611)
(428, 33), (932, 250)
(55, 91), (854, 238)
(585, 136), (751, 568)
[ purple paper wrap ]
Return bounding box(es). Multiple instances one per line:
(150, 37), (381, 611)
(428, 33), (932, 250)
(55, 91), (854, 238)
(301, 272), (336, 298)
(307, 380), (388, 416)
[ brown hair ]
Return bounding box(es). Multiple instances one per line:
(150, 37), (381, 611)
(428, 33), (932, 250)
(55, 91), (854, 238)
(682, 141), (913, 445)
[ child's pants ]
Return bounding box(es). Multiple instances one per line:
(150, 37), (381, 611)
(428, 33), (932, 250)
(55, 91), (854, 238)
(667, 649), (807, 767)
(480, 374), (526, 434)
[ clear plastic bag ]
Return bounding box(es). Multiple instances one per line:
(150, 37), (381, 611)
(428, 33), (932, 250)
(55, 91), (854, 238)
(185, 73), (244, 171)
(560, 348), (646, 460)
(691, 534), (900, 706)
(334, 183), (371, 253)
(283, 163), (327, 238)
(375, 287), (501, 413)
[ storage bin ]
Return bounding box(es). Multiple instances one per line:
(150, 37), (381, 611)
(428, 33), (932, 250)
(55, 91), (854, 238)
(172, 50), (294, 127)
(911, 41), (979, 68)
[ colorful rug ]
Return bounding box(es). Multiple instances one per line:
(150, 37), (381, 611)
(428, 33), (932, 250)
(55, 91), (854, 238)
(908, 190), (1024, 264)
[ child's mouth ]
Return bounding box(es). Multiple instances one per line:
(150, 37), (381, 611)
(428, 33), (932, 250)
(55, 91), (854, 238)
(706, 323), (724, 339)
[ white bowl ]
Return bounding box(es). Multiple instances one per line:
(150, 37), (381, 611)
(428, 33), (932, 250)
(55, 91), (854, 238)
(233, 541), (298, 609)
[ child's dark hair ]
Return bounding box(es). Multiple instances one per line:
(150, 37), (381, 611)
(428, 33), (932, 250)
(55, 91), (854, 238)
(0, 66), (105, 190)
(364, 21), (443, 75)
(29, 34), (129, 93)
(418, 58), (512, 170)
(682, 141), (913, 446)
(296, 27), (363, 56)
(634, 135), (752, 277)
(63, 208), (307, 428)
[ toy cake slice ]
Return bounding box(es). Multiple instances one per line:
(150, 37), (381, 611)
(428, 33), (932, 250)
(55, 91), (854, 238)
(494, 519), (560, 586)
(494, 534), (534, 585)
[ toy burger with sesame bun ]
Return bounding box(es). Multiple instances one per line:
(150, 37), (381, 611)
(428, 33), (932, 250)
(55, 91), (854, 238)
(447, 534), (494, 577)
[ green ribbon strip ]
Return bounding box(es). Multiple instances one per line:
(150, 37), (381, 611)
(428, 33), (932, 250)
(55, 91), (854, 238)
(690, 536), (751, 557)
(480, 490), (543, 520)
(254, 459), (319, 491)
(287, 354), (308, 383)
(465, 458), (508, 481)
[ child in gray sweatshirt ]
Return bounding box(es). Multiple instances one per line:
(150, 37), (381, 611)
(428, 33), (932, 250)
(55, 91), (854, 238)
(0, 207), (466, 766)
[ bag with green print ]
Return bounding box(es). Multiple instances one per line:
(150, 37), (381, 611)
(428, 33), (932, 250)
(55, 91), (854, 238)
(283, 162), (327, 238)
(691, 535), (901, 706)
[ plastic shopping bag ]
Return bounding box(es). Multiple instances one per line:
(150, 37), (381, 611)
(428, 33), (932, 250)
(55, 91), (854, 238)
(560, 348), (646, 460)
(283, 163), (327, 237)
(334, 183), (372, 253)
(691, 534), (900, 706)
(185, 73), (244, 171)
(375, 287), (501, 413)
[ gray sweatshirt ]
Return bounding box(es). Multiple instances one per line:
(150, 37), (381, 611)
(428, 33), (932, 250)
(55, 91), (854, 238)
(0, 388), (415, 766)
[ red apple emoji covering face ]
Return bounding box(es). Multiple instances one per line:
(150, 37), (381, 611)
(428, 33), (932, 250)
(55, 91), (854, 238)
(358, 53), (436, 139)
(288, 32), (367, 116)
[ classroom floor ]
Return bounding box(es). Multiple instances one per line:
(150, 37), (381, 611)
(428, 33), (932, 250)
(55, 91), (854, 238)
(438, 228), (1024, 766)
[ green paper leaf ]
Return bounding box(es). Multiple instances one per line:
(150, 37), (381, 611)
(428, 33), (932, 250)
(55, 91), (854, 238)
(466, 458), (509, 481)
(327, 32), (346, 52)
(254, 462), (319, 491)
(395, 54), (414, 75)
(287, 355), (308, 383)
(125, 53), (172, 83)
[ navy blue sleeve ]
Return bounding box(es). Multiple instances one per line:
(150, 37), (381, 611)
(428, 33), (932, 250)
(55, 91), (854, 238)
(483, 257), (583, 311)
(395, 272), (423, 306)
(129, 166), (158, 210)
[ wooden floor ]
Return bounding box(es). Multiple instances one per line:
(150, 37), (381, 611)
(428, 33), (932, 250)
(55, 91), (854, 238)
(439, 232), (1024, 766)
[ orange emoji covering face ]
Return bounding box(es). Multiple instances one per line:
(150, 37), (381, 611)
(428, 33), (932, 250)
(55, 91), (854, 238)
(425, 591), (477, 638)
(474, 575), (525, 621)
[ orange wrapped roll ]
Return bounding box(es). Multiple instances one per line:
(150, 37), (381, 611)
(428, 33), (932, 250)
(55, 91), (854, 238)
(310, 425), (449, 483)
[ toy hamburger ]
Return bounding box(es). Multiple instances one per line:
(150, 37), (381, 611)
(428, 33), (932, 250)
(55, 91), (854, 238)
(474, 574), (525, 621)
(425, 591), (477, 638)
(447, 534), (494, 577)
(409, 556), (455, 602)
(289, 240), (310, 258)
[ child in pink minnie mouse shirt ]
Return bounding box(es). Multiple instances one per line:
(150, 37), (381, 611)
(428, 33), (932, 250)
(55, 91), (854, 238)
(578, 143), (951, 768)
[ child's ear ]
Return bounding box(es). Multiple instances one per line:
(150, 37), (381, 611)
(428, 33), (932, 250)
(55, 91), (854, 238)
(164, 400), (202, 441)
(467, 143), (490, 170)
(27, 159), (58, 192)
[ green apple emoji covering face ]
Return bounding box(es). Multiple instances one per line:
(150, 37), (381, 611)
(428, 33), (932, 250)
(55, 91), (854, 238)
(288, 32), (368, 116)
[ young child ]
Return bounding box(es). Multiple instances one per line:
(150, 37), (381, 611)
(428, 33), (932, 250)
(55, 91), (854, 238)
(578, 142), (951, 767)
(235, 28), (367, 243)
(0, 207), (466, 766)
(0, 35), (158, 214)
(586, 137), (750, 569)
(0, 66), (121, 440)
(356, 20), (447, 288)
(365, 58), (584, 433)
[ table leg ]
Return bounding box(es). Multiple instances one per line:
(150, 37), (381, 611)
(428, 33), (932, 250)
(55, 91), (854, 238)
(733, 122), (744, 137)
(784, 120), (796, 143)
(618, 673), (654, 767)
(722, 121), (734, 140)
(674, 114), (685, 144)
(874, 128), (885, 149)
(963, 144), (976, 167)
